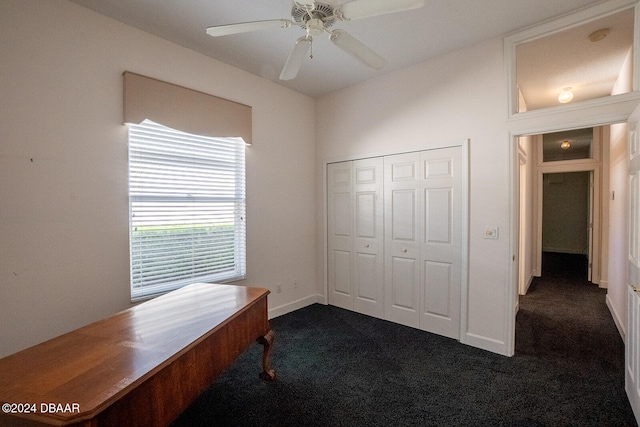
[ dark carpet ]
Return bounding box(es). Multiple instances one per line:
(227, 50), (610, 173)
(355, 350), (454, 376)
(171, 253), (637, 426)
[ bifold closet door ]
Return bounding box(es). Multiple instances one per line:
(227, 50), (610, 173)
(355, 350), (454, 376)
(384, 147), (462, 338)
(327, 158), (384, 317)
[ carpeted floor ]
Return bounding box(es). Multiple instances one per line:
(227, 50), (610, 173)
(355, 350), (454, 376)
(171, 253), (638, 426)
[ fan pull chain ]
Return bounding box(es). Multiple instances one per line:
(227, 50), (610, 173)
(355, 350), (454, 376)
(310, 39), (313, 60)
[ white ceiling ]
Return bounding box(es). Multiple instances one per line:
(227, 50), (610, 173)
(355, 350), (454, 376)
(69, 0), (621, 98)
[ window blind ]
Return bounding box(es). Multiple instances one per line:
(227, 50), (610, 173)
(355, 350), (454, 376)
(128, 119), (246, 300)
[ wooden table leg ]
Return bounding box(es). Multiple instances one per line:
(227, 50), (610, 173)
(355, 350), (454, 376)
(257, 329), (275, 381)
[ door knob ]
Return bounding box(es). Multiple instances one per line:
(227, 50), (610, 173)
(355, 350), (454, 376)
(402, 248), (407, 253)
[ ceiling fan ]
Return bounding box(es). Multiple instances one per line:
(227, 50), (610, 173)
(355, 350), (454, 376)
(206, 0), (425, 80)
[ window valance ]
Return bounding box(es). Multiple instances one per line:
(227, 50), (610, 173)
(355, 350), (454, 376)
(123, 71), (252, 144)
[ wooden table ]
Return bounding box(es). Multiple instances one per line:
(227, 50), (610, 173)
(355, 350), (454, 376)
(0, 283), (274, 426)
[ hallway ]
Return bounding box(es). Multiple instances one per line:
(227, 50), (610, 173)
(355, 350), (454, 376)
(515, 252), (637, 424)
(516, 252), (617, 360)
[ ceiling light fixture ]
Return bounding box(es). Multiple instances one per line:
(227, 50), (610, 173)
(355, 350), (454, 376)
(560, 140), (571, 150)
(558, 87), (573, 103)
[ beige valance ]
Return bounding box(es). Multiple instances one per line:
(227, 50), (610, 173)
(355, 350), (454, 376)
(123, 71), (252, 144)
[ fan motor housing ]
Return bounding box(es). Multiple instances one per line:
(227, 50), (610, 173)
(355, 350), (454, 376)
(292, 1), (336, 29)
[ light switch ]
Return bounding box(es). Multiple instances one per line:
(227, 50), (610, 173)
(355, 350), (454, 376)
(484, 226), (498, 240)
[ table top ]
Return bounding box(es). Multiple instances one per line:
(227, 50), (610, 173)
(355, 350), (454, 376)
(0, 283), (269, 423)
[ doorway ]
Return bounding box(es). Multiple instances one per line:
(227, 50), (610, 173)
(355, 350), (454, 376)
(518, 127), (605, 297)
(541, 171), (591, 280)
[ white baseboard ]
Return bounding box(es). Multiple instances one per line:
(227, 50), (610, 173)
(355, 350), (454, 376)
(606, 294), (626, 343)
(268, 294), (324, 319)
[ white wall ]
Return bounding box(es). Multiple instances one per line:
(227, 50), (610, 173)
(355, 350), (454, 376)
(0, 0), (317, 358)
(608, 122), (629, 338)
(316, 38), (513, 355)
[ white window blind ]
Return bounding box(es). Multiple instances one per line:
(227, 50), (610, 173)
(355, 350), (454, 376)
(128, 119), (246, 300)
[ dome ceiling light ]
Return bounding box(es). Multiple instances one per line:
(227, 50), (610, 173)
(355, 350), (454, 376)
(558, 87), (573, 103)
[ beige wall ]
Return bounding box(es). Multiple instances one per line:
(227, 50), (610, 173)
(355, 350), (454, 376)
(0, 0), (317, 358)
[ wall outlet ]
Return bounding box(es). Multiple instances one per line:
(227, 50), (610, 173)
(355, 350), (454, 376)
(276, 283), (282, 293)
(293, 280), (298, 289)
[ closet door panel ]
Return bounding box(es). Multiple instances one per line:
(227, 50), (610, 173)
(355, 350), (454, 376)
(423, 260), (452, 317)
(391, 257), (418, 310)
(353, 158), (384, 318)
(327, 162), (354, 309)
(384, 153), (421, 328)
(419, 147), (462, 339)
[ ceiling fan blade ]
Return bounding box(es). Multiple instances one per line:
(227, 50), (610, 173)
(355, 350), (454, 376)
(329, 29), (386, 70)
(336, 0), (425, 20)
(280, 37), (312, 80)
(206, 19), (293, 37)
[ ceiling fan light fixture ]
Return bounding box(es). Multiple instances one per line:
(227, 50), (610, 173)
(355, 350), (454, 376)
(306, 18), (325, 36)
(560, 140), (571, 149)
(558, 87), (573, 103)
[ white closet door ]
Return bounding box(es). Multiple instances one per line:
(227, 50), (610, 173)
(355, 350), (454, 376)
(353, 157), (384, 318)
(327, 161), (354, 309)
(419, 147), (462, 339)
(384, 152), (421, 328)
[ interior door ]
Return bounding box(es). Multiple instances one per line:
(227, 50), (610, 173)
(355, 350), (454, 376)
(327, 161), (354, 310)
(384, 152), (421, 328)
(419, 147), (462, 339)
(353, 157), (384, 318)
(627, 108), (640, 424)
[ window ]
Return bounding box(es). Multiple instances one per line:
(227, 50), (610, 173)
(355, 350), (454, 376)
(128, 119), (246, 300)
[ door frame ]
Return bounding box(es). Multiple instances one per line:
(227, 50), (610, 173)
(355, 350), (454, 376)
(322, 139), (469, 342)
